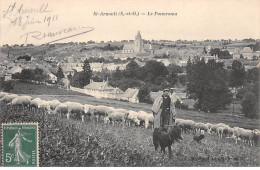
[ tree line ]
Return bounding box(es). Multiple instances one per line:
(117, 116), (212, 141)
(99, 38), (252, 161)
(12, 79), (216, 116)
(186, 57), (259, 118)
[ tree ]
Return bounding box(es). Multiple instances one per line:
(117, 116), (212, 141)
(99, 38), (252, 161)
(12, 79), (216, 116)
(33, 68), (47, 82)
(70, 59), (92, 88)
(241, 92), (259, 118)
(82, 58), (92, 85)
(228, 60), (246, 88)
(20, 69), (33, 82)
(56, 66), (65, 82)
(247, 67), (259, 83)
(124, 60), (139, 78)
(203, 47), (207, 54)
(137, 86), (153, 104)
(238, 67), (259, 118)
(70, 72), (85, 88)
(141, 60), (168, 83)
(166, 64), (182, 86)
(112, 67), (123, 80)
(0, 78), (14, 92)
(186, 58), (232, 112)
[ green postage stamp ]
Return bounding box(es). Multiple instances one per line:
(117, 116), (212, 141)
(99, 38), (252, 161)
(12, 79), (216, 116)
(2, 123), (39, 167)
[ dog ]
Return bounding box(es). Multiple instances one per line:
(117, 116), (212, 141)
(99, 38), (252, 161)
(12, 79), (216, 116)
(153, 125), (182, 158)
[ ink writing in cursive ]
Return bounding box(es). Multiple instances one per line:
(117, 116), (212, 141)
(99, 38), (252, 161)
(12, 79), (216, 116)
(20, 27), (95, 44)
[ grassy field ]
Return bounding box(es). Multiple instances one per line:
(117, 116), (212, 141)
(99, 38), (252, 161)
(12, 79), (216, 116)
(0, 103), (259, 167)
(9, 82), (86, 96)
(9, 82), (260, 130)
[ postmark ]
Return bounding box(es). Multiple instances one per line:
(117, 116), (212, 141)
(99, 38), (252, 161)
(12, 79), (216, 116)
(2, 123), (39, 167)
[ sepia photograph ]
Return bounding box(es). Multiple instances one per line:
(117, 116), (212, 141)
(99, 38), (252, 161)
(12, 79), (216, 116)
(0, 0), (259, 167)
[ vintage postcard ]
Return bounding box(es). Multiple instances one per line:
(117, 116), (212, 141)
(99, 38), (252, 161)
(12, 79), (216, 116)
(0, 0), (259, 167)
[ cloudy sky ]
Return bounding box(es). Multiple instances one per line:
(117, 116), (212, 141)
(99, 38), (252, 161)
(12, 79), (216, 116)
(0, 0), (259, 45)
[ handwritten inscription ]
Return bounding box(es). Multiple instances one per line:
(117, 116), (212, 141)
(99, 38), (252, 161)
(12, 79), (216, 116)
(20, 27), (95, 44)
(2, 2), (94, 44)
(2, 2), (58, 30)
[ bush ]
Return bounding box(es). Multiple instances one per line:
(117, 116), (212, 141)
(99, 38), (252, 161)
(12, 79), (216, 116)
(241, 92), (259, 119)
(0, 80), (15, 92)
(138, 86), (153, 104)
(175, 99), (189, 110)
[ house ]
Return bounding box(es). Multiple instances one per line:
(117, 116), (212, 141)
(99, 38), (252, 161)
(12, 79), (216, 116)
(103, 63), (117, 71)
(1, 65), (22, 81)
(253, 51), (260, 59)
(62, 66), (75, 77)
(121, 88), (139, 103)
(228, 48), (241, 60)
(200, 55), (218, 62)
(243, 61), (260, 71)
(134, 59), (145, 67)
(155, 58), (175, 66)
(47, 73), (57, 83)
(232, 51), (241, 60)
(7, 66), (22, 74)
(84, 80), (115, 98)
(174, 59), (187, 67)
(0, 66), (6, 76)
(58, 78), (70, 90)
(241, 47), (253, 60)
(89, 62), (104, 72)
(108, 87), (124, 100)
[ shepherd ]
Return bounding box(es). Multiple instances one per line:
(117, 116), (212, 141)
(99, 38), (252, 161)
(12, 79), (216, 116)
(151, 88), (176, 128)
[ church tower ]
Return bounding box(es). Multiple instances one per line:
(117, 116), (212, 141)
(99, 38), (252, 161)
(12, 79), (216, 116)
(134, 31), (144, 53)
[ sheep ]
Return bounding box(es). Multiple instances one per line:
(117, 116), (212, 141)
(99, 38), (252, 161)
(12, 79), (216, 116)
(38, 100), (51, 114)
(54, 103), (68, 117)
(137, 111), (149, 127)
(48, 100), (60, 110)
(104, 111), (125, 127)
(113, 108), (129, 124)
(65, 102), (85, 120)
(253, 129), (260, 146)
(105, 107), (116, 115)
(0, 92), (8, 99)
(209, 123), (229, 135)
(177, 120), (196, 133)
(136, 111), (154, 128)
(89, 105), (111, 122)
(175, 118), (185, 125)
(7, 96), (32, 108)
(216, 126), (225, 139)
(231, 127), (255, 146)
(127, 110), (140, 126)
(144, 114), (154, 129)
(29, 98), (43, 110)
(0, 94), (19, 103)
(82, 104), (97, 122)
(205, 123), (213, 130)
(194, 122), (210, 133)
(211, 123), (232, 138)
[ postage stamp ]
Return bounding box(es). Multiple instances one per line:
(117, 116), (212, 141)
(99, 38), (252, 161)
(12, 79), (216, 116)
(1, 123), (39, 167)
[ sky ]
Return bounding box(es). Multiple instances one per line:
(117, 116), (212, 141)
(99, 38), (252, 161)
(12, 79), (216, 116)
(0, 0), (259, 45)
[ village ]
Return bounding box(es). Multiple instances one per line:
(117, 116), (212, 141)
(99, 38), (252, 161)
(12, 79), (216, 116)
(0, 31), (260, 110)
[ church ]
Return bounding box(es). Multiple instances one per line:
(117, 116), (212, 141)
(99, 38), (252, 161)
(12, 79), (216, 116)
(122, 31), (154, 55)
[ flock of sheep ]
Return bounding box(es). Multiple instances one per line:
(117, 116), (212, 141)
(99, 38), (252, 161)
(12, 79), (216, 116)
(0, 92), (259, 147)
